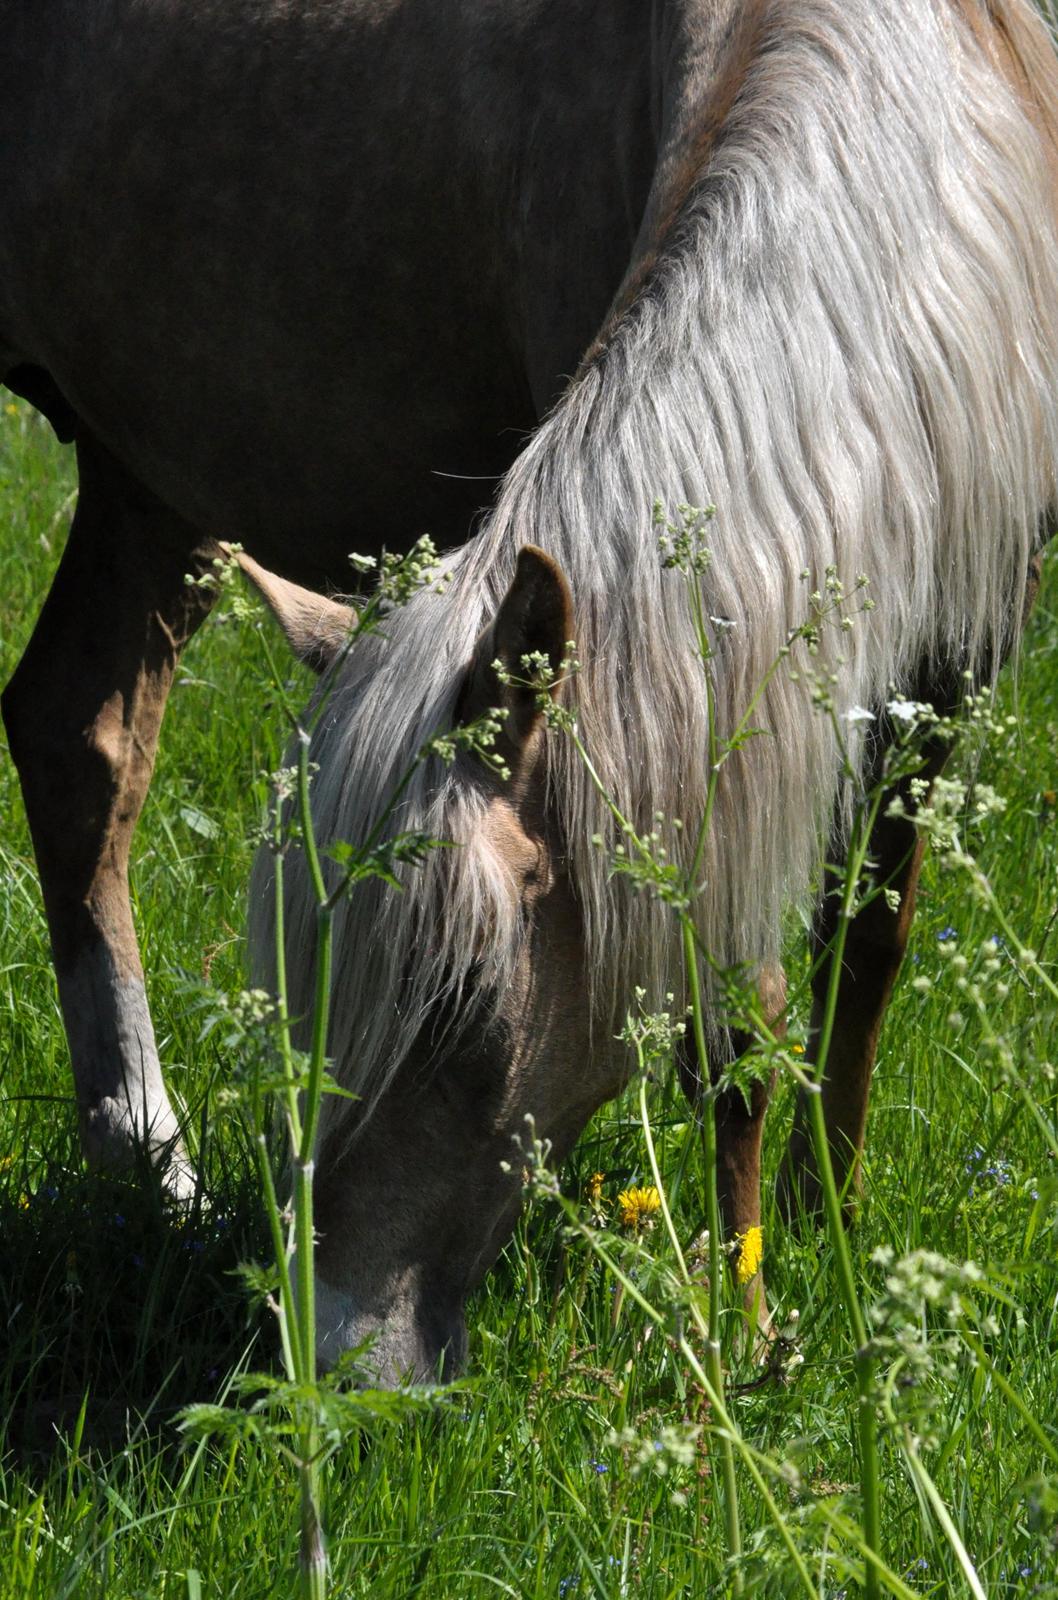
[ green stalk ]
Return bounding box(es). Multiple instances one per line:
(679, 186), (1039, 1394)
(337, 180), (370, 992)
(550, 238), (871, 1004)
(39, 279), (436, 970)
(291, 735), (335, 1599)
(294, 898), (331, 1387)
(256, 1127), (301, 1381)
(637, 1074), (746, 1588)
(681, 918), (743, 1588)
(805, 801), (883, 1600)
(265, 802), (303, 1381)
(637, 1073), (691, 1284)
(803, 1086), (881, 1598)
(899, 1435), (985, 1600)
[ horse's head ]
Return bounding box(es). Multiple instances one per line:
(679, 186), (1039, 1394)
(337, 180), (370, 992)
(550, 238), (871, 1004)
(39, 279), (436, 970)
(244, 546), (627, 1383)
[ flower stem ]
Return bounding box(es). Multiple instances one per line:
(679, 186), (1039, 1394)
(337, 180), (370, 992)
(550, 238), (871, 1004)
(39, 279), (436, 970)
(805, 802), (883, 1600)
(681, 918), (743, 1589)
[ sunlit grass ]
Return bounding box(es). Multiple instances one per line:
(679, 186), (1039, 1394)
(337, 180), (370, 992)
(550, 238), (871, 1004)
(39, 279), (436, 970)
(1, 402), (1057, 1595)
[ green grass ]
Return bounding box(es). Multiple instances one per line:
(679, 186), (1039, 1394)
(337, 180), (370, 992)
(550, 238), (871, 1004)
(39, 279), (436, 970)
(1, 400), (1057, 1597)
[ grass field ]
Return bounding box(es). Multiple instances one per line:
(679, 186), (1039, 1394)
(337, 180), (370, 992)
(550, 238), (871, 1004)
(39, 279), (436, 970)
(1, 399), (1057, 1598)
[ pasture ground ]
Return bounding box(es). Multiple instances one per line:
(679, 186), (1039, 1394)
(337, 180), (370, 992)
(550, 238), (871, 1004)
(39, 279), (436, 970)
(1, 403), (1057, 1597)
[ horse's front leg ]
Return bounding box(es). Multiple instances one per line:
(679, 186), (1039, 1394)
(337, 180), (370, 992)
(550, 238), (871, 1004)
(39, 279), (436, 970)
(678, 965), (784, 1316)
(1, 435), (216, 1194)
(779, 549), (1044, 1223)
(778, 732), (951, 1223)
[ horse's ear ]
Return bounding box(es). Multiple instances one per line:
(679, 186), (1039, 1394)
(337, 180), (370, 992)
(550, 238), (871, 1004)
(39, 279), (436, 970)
(461, 545), (574, 756)
(231, 548), (355, 673)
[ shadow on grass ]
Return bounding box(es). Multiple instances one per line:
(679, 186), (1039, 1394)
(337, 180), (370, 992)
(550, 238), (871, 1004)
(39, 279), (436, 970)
(0, 1148), (269, 1470)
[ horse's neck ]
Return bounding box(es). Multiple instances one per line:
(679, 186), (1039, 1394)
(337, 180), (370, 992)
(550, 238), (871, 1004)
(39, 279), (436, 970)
(588, 0), (768, 354)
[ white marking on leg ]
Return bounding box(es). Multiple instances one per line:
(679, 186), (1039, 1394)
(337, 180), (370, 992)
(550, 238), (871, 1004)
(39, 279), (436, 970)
(58, 943), (194, 1196)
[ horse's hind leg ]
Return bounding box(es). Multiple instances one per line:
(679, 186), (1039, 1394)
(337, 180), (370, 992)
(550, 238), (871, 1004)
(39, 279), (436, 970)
(1, 435), (216, 1193)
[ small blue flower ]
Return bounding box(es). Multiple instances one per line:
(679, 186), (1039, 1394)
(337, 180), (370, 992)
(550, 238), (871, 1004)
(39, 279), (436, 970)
(558, 1577), (580, 1597)
(969, 1151), (1014, 1193)
(937, 926), (958, 942)
(588, 1459), (608, 1474)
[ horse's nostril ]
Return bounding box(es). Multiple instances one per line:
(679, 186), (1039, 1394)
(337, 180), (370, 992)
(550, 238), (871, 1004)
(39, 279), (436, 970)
(414, 1301), (469, 1384)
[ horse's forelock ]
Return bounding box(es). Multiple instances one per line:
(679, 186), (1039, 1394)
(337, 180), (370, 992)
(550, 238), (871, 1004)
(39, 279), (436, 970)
(249, 564), (532, 1145)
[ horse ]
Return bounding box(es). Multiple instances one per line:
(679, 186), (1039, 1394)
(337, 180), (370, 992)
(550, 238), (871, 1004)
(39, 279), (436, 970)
(3, 1), (1058, 1383)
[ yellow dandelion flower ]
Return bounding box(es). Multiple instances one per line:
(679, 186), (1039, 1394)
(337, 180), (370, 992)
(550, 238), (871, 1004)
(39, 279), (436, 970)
(616, 1185), (662, 1231)
(790, 1043), (805, 1055)
(584, 1171), (606, 1206)
(736, 1225), (764, 1285)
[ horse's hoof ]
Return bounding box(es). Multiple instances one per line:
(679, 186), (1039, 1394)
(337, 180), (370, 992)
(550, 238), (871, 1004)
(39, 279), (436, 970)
(79, 1098), (198, 1203)
(160, 1149), (200, 1206)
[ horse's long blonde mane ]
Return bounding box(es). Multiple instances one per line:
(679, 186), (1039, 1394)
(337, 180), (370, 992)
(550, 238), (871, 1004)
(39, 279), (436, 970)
(252, 0), (1058, 1145)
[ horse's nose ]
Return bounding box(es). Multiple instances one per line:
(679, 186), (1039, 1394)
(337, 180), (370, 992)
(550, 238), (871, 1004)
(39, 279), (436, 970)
(414, 1300), (468, 1383)
(314, 1277), (467, 1386)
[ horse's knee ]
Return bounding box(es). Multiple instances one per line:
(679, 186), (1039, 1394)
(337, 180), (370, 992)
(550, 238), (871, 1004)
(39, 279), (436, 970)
(715, 1072), (772, 1134)
(677, 962), (786, 1108)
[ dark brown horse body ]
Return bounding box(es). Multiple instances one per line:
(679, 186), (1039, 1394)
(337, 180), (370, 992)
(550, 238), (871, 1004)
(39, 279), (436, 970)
(1, 0), (662, 568)
(0, 0), (667, 1194)
(3, 1), (1058, 1380)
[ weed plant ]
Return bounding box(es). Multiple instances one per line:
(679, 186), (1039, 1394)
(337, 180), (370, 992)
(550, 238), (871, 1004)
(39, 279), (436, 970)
(1, 402), (1057, 1596)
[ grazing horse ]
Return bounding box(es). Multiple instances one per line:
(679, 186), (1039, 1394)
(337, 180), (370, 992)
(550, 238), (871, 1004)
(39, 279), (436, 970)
(3, 2), (1058, 1381)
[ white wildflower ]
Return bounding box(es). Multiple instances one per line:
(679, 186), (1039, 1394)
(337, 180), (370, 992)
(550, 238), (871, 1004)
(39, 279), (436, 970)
(844, 705), (876, 725)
